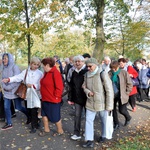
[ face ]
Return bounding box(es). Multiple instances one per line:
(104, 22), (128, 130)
(3, 55), (9, 66)
(142, 60), (146, 65)
(87, 63), (97, 72)
(119, 61), (126, 69)
(42, 64), (51, 72)
(30, 62), (40, 70)
(104, 59), (110, 65)
(75, 60), (84, 70)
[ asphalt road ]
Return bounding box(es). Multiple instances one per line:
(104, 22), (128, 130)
(0, 97), (150, 150)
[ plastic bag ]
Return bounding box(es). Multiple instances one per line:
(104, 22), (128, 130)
(26, 87), (41, 108)
(105, 111), (114, 139)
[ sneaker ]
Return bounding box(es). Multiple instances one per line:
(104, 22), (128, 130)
(1, 124), (13, 130)
(71, 135), (81, 140)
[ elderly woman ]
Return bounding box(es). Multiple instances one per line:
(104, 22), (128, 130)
(109, 61), (133, 130)
(118, 58), (138, 112)
(1, 53), (28, 130)
(82, 58), (114, 148)
(68, 55), (88, 140)
(2, 57), (43, 133)
(38, 57), (64, 137)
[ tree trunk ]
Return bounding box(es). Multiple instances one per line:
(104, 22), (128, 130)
(24, 0), (30, 64)
(93, 0), (105, 63)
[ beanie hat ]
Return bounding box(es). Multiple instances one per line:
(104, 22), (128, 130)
(82, 53), (91, 58)
(85, 57), (98, 65)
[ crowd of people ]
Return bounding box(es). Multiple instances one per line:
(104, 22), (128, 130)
(0, 52), (150, 148)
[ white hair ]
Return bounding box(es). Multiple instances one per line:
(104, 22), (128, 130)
(73, 55), (85, 62)
(104, 56), (111, 61)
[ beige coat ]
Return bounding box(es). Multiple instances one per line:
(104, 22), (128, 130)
(83, 67), (114, 112)
(109, 70), (133, 105)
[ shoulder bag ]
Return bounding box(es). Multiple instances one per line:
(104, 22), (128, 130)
(15, 69), (28, 99)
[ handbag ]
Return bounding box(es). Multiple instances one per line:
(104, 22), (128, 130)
(15, 69), (28, 99)
(26, 87), (41, 108)
(105, 111), (114, 139)
(131, 78), (139, 86)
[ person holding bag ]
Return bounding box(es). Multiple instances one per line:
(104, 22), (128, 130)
(82, 58), (114, 148)
(2, 57), (43, 133)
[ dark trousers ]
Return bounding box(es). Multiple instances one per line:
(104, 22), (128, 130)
(28, 108), (38, 129)
(129, 94), (136, 109)
(137, 88), (149, 101)
(74, 103), (85, 136)
(24, 101), (38, 128)
(113, 97), (131, 125)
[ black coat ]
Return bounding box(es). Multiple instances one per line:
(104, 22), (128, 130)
(70, 67), (88, 106)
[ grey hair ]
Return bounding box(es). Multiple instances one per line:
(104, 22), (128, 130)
(104, 56), (111, 61)
(73, 55), (85, 62)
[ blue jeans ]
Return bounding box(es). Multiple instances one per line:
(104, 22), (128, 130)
(4, 97), (28, 125)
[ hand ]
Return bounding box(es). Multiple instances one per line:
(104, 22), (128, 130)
(26, 84), (33, 88)
(129, 74), (133, 78)
(88, 92), (94, 97)
(82, 85), (86, 89)
(68, 101), (74, 105)
(2, 78), (9, 83)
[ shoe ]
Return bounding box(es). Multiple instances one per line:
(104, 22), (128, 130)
(53, 132), (64, 137)
(97, 136), (106, 143)
(1, 124), (13, 130)
(30, 128), (36, 134)
(124, 117), (132, 126)
(132, 107), (136, 112)
(82, 141), (94, 148)
(0, 118), (5, 122)
(38, 130), (50, 137)
(11, 114), (16, 118)
(114, 124), (119, 130)
(71, 135), (81, 140)
(26, 118), (31, 124)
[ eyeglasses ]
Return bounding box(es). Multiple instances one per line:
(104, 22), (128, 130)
(87, 65), (93, 68)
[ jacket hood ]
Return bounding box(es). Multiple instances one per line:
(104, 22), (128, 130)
(2, 53), (15, 67)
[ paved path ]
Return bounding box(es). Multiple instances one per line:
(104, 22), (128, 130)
(0, 99), (150, 150)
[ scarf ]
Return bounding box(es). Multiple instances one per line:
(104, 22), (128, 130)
(87, 66), (99, 77)
(111, 69), (121, 88)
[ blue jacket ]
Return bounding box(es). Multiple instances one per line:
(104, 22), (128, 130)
(1, 53), (21, 99)
(138, 68), (149, 89)
(146, 68), (150, 78)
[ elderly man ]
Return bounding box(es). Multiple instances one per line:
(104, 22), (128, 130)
(102, 56), (111, 73)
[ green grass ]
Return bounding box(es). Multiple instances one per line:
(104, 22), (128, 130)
(112, 136), (150, 150)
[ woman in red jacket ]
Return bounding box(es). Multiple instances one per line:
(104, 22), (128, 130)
(39, 57), (64, 137)
(118, 58), (138, 112)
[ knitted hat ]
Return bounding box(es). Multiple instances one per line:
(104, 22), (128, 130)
(85, 57), (98, 65)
